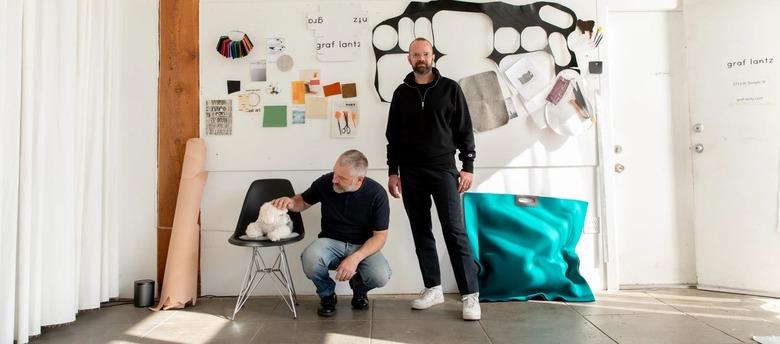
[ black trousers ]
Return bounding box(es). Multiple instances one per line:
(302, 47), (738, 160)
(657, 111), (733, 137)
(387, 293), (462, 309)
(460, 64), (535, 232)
(400, 166), (479, 295)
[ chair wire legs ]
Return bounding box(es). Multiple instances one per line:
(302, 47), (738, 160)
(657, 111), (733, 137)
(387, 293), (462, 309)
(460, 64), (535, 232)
(231, 246), (299, 320)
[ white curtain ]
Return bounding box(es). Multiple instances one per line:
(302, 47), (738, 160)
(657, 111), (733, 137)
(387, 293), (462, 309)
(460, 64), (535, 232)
(0, 0), (24, 342)
(0, 0), (120, 342)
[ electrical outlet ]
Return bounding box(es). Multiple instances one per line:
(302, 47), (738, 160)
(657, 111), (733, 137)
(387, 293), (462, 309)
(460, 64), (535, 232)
(583, 217), (600, 234)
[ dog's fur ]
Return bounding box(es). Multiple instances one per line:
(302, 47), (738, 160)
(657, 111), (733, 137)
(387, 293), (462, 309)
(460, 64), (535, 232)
(245, 202), (292, 241)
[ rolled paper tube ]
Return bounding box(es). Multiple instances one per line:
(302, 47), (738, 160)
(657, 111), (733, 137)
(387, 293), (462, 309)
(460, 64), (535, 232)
(152, 138), (208, 311)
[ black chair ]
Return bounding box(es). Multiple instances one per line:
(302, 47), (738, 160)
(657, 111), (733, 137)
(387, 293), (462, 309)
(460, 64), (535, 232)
(228, 179), (305, 319)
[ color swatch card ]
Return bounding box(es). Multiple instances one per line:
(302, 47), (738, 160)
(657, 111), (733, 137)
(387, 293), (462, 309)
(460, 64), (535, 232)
(227, 80), (241, 94)
(291, 81), (306, 104)
(341, 83), (357, 98)
(290, 106), (305, 124)
(305, 96), (328, 119)
(263, 105), (287, 127)
(249, 60), (267, 82)
(323, 82), (342, 97)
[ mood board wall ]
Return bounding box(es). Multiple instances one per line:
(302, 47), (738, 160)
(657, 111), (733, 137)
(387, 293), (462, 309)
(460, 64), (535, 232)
(199, 0), (606, 295)
(199, 0), (600, 172)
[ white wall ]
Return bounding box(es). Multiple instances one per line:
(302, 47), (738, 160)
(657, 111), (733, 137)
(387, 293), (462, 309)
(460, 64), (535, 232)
(199, 0), (607, 296)
(115, 0), (158, 298)
(201, 167), (603, 296)
(607, 0), (681, 11)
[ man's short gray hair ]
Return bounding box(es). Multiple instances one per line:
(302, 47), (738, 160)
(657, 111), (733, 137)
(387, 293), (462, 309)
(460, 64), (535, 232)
(337, 149), (368, 177)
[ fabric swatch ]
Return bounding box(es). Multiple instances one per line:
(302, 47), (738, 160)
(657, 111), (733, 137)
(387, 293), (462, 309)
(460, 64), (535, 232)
(227, 80), (241, 94)
(341, 83), (357, 98)
(290, 106), (305, 124)
(323, 82), (342, 97)
(263, 105), (287, 127)
(291, 81), (305, 104)
(305, 96), (328, 119)
(458, 71), (509, 132)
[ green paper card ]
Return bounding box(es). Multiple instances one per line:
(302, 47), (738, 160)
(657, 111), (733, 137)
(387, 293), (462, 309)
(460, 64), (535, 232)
(263, 105), (287, 127)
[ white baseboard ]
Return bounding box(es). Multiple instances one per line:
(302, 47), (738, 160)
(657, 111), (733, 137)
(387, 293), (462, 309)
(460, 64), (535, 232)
(615, 283), (780, 299)
(619, 283), (696, 290)
(696, 285), (780, 299)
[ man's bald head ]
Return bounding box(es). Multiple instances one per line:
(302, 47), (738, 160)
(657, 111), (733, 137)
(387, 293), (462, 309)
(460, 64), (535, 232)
(408, 38), (435, 75)
(409, 37), (433, 51)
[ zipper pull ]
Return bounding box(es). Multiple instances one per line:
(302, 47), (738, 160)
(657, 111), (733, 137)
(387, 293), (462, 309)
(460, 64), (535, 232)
(421, 101), (424, 109)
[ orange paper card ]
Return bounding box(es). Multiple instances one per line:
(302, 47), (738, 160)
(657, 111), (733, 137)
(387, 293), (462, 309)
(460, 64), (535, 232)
(291, 81), (305, 104)
(323, 82), (342, 97)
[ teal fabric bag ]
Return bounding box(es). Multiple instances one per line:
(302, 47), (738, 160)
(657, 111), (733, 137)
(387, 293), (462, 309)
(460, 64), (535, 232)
(463, 192), (594, 302)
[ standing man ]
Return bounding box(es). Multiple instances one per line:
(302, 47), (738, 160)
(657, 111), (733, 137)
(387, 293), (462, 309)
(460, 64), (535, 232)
(385, 37), (480, 320)
(271, 150), (391, 317)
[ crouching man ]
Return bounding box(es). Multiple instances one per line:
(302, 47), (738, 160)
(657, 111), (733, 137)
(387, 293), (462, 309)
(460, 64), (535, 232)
(271, 149), (391, 317)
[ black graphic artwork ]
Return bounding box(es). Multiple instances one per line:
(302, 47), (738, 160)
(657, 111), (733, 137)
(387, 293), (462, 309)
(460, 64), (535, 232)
(372, 1), (581, 102)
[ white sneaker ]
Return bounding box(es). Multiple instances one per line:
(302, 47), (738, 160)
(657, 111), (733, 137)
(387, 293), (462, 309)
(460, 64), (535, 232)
(411, 285), (444, 310)
(462, 293), (481, 320)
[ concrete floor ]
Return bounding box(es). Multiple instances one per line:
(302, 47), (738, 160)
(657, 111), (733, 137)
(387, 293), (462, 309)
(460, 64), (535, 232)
(29, 288), (780, 344)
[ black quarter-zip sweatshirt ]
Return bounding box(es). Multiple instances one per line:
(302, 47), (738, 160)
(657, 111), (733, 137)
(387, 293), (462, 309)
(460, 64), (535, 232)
(385, 67), (476, 176)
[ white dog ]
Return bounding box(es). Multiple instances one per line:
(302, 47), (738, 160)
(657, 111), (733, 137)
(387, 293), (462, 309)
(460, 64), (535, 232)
(245, 202), (292, 241)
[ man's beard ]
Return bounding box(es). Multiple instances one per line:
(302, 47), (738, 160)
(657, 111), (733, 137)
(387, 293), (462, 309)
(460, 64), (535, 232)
(333, 182), (359, 194)
(414, 62), (431, 74)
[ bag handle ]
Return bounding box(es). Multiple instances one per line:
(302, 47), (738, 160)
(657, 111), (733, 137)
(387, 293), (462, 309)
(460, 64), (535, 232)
(514, 195), (538, 207)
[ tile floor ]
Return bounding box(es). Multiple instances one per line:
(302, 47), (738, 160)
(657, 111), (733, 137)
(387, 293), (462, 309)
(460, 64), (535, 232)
(29, 288), (780, 344)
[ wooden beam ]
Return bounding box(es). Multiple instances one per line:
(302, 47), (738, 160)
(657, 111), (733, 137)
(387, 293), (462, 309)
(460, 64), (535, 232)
(158, 0), (199, 294)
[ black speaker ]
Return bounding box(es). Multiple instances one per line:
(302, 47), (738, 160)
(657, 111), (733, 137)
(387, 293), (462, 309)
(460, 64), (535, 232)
(133, 279), (155, 307)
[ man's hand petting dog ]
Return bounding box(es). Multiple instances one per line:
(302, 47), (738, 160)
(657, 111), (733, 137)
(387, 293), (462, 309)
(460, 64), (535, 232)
(272, 197), (292, 210)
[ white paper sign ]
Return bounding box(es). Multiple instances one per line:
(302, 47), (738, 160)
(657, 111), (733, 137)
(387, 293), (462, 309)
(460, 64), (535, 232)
(307, 4), (367, 61)
(314, 33), (362, 62)
(307, 5), (368, 32)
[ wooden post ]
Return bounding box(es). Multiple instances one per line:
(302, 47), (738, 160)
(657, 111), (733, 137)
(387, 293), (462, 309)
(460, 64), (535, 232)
(158, 0), (199, 294)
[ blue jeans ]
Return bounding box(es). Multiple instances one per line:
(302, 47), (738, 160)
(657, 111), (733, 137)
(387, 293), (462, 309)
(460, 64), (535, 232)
(301, 237), (391, 298)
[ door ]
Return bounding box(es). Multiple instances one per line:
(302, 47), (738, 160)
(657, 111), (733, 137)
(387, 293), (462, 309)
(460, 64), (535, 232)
(608, 11), (696, 286)
(685, 0), (780, 295)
